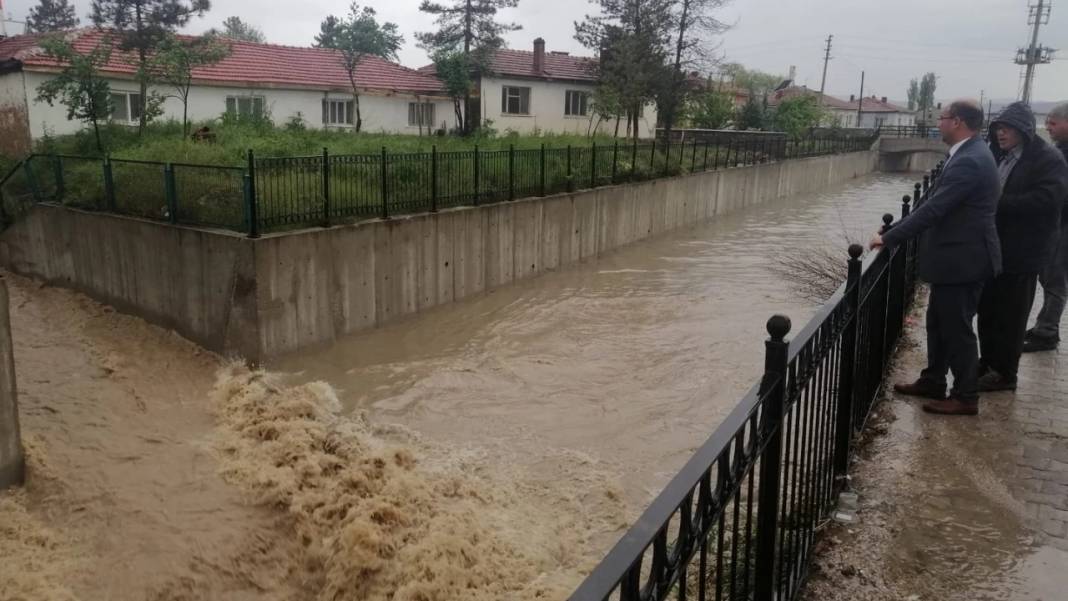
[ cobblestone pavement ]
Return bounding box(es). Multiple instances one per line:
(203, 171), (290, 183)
(804, 291), (1068, 601)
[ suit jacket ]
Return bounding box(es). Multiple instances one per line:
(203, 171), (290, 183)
(881, 136), (1002, 285)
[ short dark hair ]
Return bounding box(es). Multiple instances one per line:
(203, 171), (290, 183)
(947, 100), (984, 130)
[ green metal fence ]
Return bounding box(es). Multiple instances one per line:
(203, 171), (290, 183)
(1, 133), (877, 237)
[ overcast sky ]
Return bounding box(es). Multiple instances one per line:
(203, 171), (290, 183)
(4, 0), (1067, 103)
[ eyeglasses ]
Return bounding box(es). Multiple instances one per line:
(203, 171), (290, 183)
(937, 115), (955, 121)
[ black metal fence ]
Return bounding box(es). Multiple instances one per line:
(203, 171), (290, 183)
(568, 162), (942, 601)
(1, 133), (876, 236)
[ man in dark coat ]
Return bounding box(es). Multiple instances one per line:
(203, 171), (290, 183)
(1024, 102), (1068, 352)
(871, 99), (1001, 415)
(976, 102), (1068, 390)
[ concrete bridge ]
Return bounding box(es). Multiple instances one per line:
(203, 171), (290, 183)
(878, 136), (946, 172)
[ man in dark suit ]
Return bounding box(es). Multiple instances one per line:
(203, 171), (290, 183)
(976, 102), (1068, 390)
(870, 99), (1001, 416)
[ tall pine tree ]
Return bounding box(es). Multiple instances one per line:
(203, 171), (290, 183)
(210, 16), (265, 43)
(90, 0), (211, 134)
(660, 0), (729, 140)
(25, 0), (80, 33)
(314, 5), (403, 133)
(416, 0), (522, 134)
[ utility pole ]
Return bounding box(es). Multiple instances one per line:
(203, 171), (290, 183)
(856, 71), (865, 128)
(1015, 0), (1055, 105)
(818, 34), (833, 107)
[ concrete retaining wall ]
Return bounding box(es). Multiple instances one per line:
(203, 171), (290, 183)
(0, 278), (23, 490)
(1, 150), (877, 360)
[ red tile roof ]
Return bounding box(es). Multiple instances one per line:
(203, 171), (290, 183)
(420, 47), (598, 82)
(849, 96), (911, 113)
(2, 29), (448, 95)
(768, 86), (855, 111)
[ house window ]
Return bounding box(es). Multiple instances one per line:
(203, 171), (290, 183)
(110, 91), (142, 123)
(565, 90), (589, 116)
(501, 86), (531, 115)
(322, 99), (354, 125)
(408, 102), (434, 127)
(225, 96), (265, 118)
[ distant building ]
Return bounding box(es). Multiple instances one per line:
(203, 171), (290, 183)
(422, 38), (658, 138)
(768, 86), (916, 129)
(848, 95), (915, 128)
(768, 85), (859, 128)
(0, 28), (458, 155)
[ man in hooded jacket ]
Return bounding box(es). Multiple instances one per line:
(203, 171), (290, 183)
(1023, 102), (1068, 352)
(977, 102), (1068, 391)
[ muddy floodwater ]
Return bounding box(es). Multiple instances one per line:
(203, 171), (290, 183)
(274, 173), (917, 507)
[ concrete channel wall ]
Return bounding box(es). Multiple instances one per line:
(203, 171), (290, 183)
(0, 277), (24, 490)
(1, 150), (878, 361)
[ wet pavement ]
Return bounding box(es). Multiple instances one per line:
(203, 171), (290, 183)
(805, 294), (1068, 601)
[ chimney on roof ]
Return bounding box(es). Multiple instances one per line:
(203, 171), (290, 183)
(788, 65), (796, 82)
(881, 96), (887, 103)
(849, 94), (855, 102)
(533, 38), (545, 74)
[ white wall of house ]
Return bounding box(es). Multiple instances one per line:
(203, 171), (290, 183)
(480, 75), (657, 138)
(20, 70), (457, 140)
(858, 111), (915, 128)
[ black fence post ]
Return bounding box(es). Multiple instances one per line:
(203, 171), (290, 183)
(631, 137), (638, 180)
(540, 143), (546, 196)
(164, 163), (177, 224)
(923, 174), (930, 199)
(431, 145), (438, 212)
(590, 142), (597, 188)
(754, 314), (792, 601)
(245, 149), (259, 239)
(833, 244), (863, 482)
(321, 147), (331, 227)
(703, 140), (710, 170)
(690, 138), (698, 172)
(611, 141), (619, 184)
(725, 138), (733, 167)
(649, 138), (656, 177)
(508, 144), (515, 201)
(381, 146), (390, 219)
(52, 155), (64, 201)
(566, 144), (573, 193)
(473, 144), (480, 205)
(914, 182), (922, 209)
(102, 157), (116, 211)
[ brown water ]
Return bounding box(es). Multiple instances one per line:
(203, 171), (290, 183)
(273, 173), (918, 507)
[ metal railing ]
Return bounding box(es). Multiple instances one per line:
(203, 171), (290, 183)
(0, 133), (876, 237)
(876, 125), (939, 139)
(568, 161), (942, 601)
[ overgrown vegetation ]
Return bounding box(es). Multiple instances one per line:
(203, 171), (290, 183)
(29, 118), (625, 164)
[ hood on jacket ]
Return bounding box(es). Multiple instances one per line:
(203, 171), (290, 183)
(989, 101), (1036, 158)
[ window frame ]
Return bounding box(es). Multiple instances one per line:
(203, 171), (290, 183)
(322, 98), (354, 126)
(501, 86), (531, 115)
(408, 102), (435, 127)
(109, 91), (143, 124)
(225, 95), (266, 119)
(564, 90), (590, 117)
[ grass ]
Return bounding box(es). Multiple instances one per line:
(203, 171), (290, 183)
(30, 117), (626, 166)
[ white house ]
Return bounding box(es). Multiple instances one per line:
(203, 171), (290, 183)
(423, 39), (658, 138)
(848, 95), (916, 128)
(0, 29), (458, 156)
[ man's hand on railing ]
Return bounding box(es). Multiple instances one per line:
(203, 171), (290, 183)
(869, 232), (884, 250)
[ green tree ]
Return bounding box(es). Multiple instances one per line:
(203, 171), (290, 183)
(314, 4), (404, 133)
(771, 94), (824, 138)
(35, 36), (113, 153)
(660, 0), (729, 140)
(429, 50), (473, 133)
(575, 0), (674, 139)
(686, 89), (733, 129)
(417, 0), (522, 134)
(736, 91), (765, 131)
(25, 0), (79, 32)
(719, 63), (783, 97)
(906, 78), (919, 111)
(148, 34), (231, 136)
(918, 72), (936, 118)
(210, 16), (265, 43)
(90, 0), (211, 135)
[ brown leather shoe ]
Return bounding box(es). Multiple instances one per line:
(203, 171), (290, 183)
(922, 398), (979, 416)
(893, 379), (946, 400)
